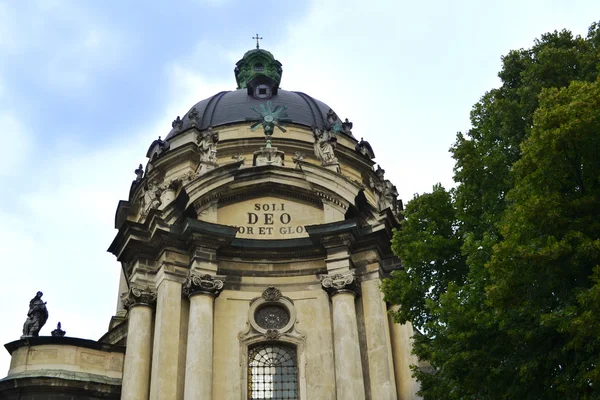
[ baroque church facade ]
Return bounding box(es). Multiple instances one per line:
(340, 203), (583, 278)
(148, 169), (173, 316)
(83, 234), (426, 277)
(0, 47), (422, 400)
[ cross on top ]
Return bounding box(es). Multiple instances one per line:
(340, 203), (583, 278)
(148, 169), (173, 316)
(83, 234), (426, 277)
(252, 33), (263, 49)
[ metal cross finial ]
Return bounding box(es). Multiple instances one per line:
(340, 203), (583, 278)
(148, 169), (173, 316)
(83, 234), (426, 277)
(252, 33), (263, 49)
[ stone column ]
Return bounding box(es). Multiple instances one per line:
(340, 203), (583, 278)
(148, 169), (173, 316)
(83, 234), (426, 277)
(388, 305), (421, 400)
(361, 278), (397, 399)
(120, 286), (157, 400)
(149, 277), (184, 400)
(321, 271), (366, 400)
(182, 273), (224, 400)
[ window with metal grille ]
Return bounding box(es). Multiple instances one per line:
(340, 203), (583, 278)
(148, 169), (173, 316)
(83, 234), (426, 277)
(248, 343), (298, 399)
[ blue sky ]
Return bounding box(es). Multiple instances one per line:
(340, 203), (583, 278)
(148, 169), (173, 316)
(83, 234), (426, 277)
(0, 0), (598, 373)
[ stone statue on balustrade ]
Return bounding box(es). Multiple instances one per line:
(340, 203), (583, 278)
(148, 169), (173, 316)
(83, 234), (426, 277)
(22, 291), (48, 338)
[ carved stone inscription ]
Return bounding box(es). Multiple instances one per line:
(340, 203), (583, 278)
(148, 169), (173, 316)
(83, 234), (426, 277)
(218, 197), (323, 239)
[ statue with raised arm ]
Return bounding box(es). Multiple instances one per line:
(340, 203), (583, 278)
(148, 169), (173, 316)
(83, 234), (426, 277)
(22, 291), (48, 337)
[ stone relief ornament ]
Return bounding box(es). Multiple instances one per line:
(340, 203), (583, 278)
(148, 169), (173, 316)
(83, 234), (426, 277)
(320, 271), (360, 296)
(22, 291), (48, 338)
(120, 285), (157, 309)
(264, 329), (281, 340)
(196, 126), (219, 175)
(140, 180), (163, 217)
(183, 273), (225, 297)
(232, 153), (246, 164)
(369, 165), (400, 214)
(51, 322), (66, 337)
(292, 152), (305, 169)
(262, 286), (283, 302)
(312, 126), (339, 166)
(253, 146), (284, 167)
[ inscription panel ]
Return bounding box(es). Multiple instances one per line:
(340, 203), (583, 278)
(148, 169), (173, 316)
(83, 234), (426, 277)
(218, 196), (323, 239)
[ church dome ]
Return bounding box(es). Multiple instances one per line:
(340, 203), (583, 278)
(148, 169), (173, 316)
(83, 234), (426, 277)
(165, 89), (342, 140)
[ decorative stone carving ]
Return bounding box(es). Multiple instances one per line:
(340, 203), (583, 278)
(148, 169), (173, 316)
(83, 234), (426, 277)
(183, 273), (225, 298)
(342, 118), (354, 136)
(355, 137), (375, 159)
(51, 322), (66, 337)
(140, 180), (163, 217)
(196, 126), (219, 175)
(262, 286), (282, 302)
(120, 285), (157, 309)
(239, 286), (305, 345)
(22, 291), (48, 338)
(312, 126), (339, 167)
(264, 329), (281, 340)
(134, 164), (144, 183)
(321, 271), (360, 296)
(253, 145), (284, 167)
(172, 116), (183, 131)
(292, 152), (304, 168)
(369, 165), (400, 214)
(188, 107), (199, 127)
(147, 136), (170, 163)
(232, 153), (246, 164)
(326, 109), (338, 128)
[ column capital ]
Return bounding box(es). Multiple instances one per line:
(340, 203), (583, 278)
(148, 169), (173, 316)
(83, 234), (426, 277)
(121, 285), (157, 309)
(321, 270), (360, 297)
(183, 272), (225, 298)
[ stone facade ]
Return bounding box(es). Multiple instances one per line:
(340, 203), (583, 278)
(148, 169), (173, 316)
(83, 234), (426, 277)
(0, 48), (423, 399)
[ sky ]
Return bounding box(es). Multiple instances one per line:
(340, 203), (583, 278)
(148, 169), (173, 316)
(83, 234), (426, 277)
(0, 0), (598, 374)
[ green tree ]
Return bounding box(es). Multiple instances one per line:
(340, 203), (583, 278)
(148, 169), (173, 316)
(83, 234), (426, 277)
(383, 22), (600, 399)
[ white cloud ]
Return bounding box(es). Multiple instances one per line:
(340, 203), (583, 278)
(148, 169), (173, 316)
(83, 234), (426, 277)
(0, 112), (31, 176)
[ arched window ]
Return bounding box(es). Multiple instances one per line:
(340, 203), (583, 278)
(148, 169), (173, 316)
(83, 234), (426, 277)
(248, 343), (298, 399)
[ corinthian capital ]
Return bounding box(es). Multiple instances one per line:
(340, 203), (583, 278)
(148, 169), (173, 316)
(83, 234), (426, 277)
(121, 285), (157, 309)
(183, 272), (225, 298)
(320, 271), (360, 297)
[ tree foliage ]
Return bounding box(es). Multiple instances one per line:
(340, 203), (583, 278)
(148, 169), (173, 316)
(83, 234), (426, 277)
(383, 22), (600, 399)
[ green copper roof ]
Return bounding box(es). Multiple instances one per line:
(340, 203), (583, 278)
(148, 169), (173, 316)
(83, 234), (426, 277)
(234, 49), (282, 89)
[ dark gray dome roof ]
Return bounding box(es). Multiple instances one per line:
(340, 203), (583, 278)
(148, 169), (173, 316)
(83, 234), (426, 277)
(165, 89), (341, 140)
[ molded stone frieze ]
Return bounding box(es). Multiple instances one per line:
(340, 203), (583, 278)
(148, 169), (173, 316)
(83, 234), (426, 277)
(312, 126), (339, 168)
(120, 285), (157, 309)
(321, 271), (361, 297)
(182, 273), (225, 298)
(196, 126), (219, 175)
